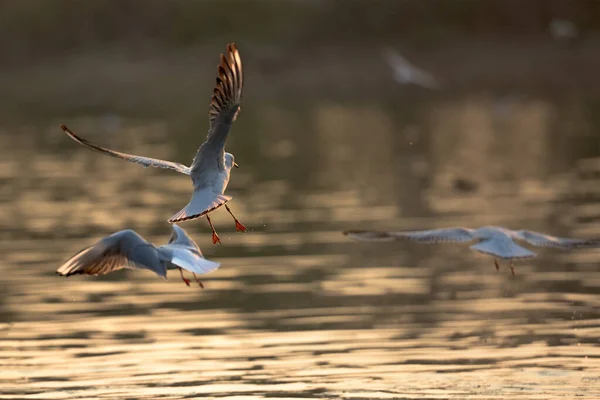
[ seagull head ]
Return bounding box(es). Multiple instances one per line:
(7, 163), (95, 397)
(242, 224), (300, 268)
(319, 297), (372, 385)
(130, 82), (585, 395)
(225, 152), (238, 170)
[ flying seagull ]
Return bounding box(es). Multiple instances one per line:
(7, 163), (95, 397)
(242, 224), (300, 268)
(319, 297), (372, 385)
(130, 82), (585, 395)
(344, 226), (600, 275)
(549, 19), (579, 44)
(60, 43), (245, 245)
(383, 47), (439, 90)
(57, 225), (220, 287)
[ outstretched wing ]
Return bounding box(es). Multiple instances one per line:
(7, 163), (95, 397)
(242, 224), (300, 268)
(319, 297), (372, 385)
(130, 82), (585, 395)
(168, 225), (203, 253)
(190, 43), (243, 177)
(383, 47), (439, 89)
(57, 230), (167, 278)
(383, 48), (410, 71)
(344, 228), (475, 243)
(60, 124), (191, 175)
(513, 230), (600, 249)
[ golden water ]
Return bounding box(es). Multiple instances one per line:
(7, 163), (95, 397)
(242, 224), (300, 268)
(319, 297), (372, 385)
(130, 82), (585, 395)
(1, 96), (600, 398)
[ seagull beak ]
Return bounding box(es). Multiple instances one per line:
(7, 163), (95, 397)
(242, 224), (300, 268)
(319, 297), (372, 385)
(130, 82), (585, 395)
(233, 162), (239, 168)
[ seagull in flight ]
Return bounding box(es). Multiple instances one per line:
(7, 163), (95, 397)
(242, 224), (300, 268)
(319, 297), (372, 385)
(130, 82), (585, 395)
(344, 226), (600, 275)
(383, 47), (439, 90)
(549, 19), (579, 43)
(57, 225), (220, 287)
(60, 43), (246, 245)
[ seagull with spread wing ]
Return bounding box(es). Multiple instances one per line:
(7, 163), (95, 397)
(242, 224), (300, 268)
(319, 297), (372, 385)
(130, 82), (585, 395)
(344, 226), (600, 275)
(60, 43), (245, 245)
(57, 225), (220, 287)
(383, 47), (439, 90)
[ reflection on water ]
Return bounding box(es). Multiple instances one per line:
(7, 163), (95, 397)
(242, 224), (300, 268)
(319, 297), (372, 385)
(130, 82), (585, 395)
(2, 78), (600, 398)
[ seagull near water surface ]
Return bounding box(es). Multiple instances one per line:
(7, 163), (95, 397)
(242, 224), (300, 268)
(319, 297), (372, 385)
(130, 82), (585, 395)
(344, 226), (600, 275)
(57, 225), (220, 287)
(60, 43), (245, 245)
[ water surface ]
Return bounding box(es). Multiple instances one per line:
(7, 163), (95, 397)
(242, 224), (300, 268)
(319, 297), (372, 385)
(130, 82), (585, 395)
(1, 44), (600, 399)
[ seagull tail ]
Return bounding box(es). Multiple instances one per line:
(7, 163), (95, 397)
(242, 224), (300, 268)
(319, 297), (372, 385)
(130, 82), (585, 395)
(168, 190), (232, 224)
(171, 255), (221, 275)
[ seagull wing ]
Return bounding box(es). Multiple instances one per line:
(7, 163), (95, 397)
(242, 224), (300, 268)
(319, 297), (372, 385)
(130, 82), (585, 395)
(383, 48), (411, 81)
(383, 48), (410, 71)
(344, 227), (476, 243)
(383, 47), (439, 89)
(513, 230), (600, 249)
(166, 224), (213, 259)
(159, 244), (221, 275)
(168, 225), (199, 249)
(161, 225), (220, 274)
(190, 43), (243, 179)
(470, 236), (536, 260)
(56, 230), (167, 278)
(60, 124), (191, 175)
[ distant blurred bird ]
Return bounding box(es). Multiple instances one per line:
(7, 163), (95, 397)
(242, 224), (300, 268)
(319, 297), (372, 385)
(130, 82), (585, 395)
(549, 19), (579, 45)
(344, 226), (600, 275)
(60, 43), (246, 245)
(57, 225), (220, 287)
(383, 47), (439, 89)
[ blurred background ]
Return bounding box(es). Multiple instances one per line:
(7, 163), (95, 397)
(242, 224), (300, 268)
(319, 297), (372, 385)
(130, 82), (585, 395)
(2, 1), (600, 398)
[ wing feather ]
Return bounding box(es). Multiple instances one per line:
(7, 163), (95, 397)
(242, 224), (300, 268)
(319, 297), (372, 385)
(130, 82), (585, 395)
(164, 246), (221, 275)
(57, 230), (167, 278)
(191, 43), (243, 175)
(514, 230), (600, 249)
(344, 228), (475, 243)
(60, 124), (191, 175)
(168, 225), (203, 255)
(160, 226), (220, 275)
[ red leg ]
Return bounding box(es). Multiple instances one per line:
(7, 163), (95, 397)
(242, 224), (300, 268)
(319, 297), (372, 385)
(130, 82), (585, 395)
(494, 259), (500, 271)
(206, 214), (221, 244)
(192, 273), (205, 289)
(179, 268), (191, 287)
(225, 204), (247, 232)
(510, 261), (515, 276)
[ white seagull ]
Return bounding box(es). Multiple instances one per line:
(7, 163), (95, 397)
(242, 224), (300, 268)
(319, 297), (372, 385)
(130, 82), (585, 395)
(383, 47), (439, 90)
(57, 225), (220, 287)
(344, 226), (600, 275)
(549, 19), (579, 43)
(60, 43), (245, 245)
